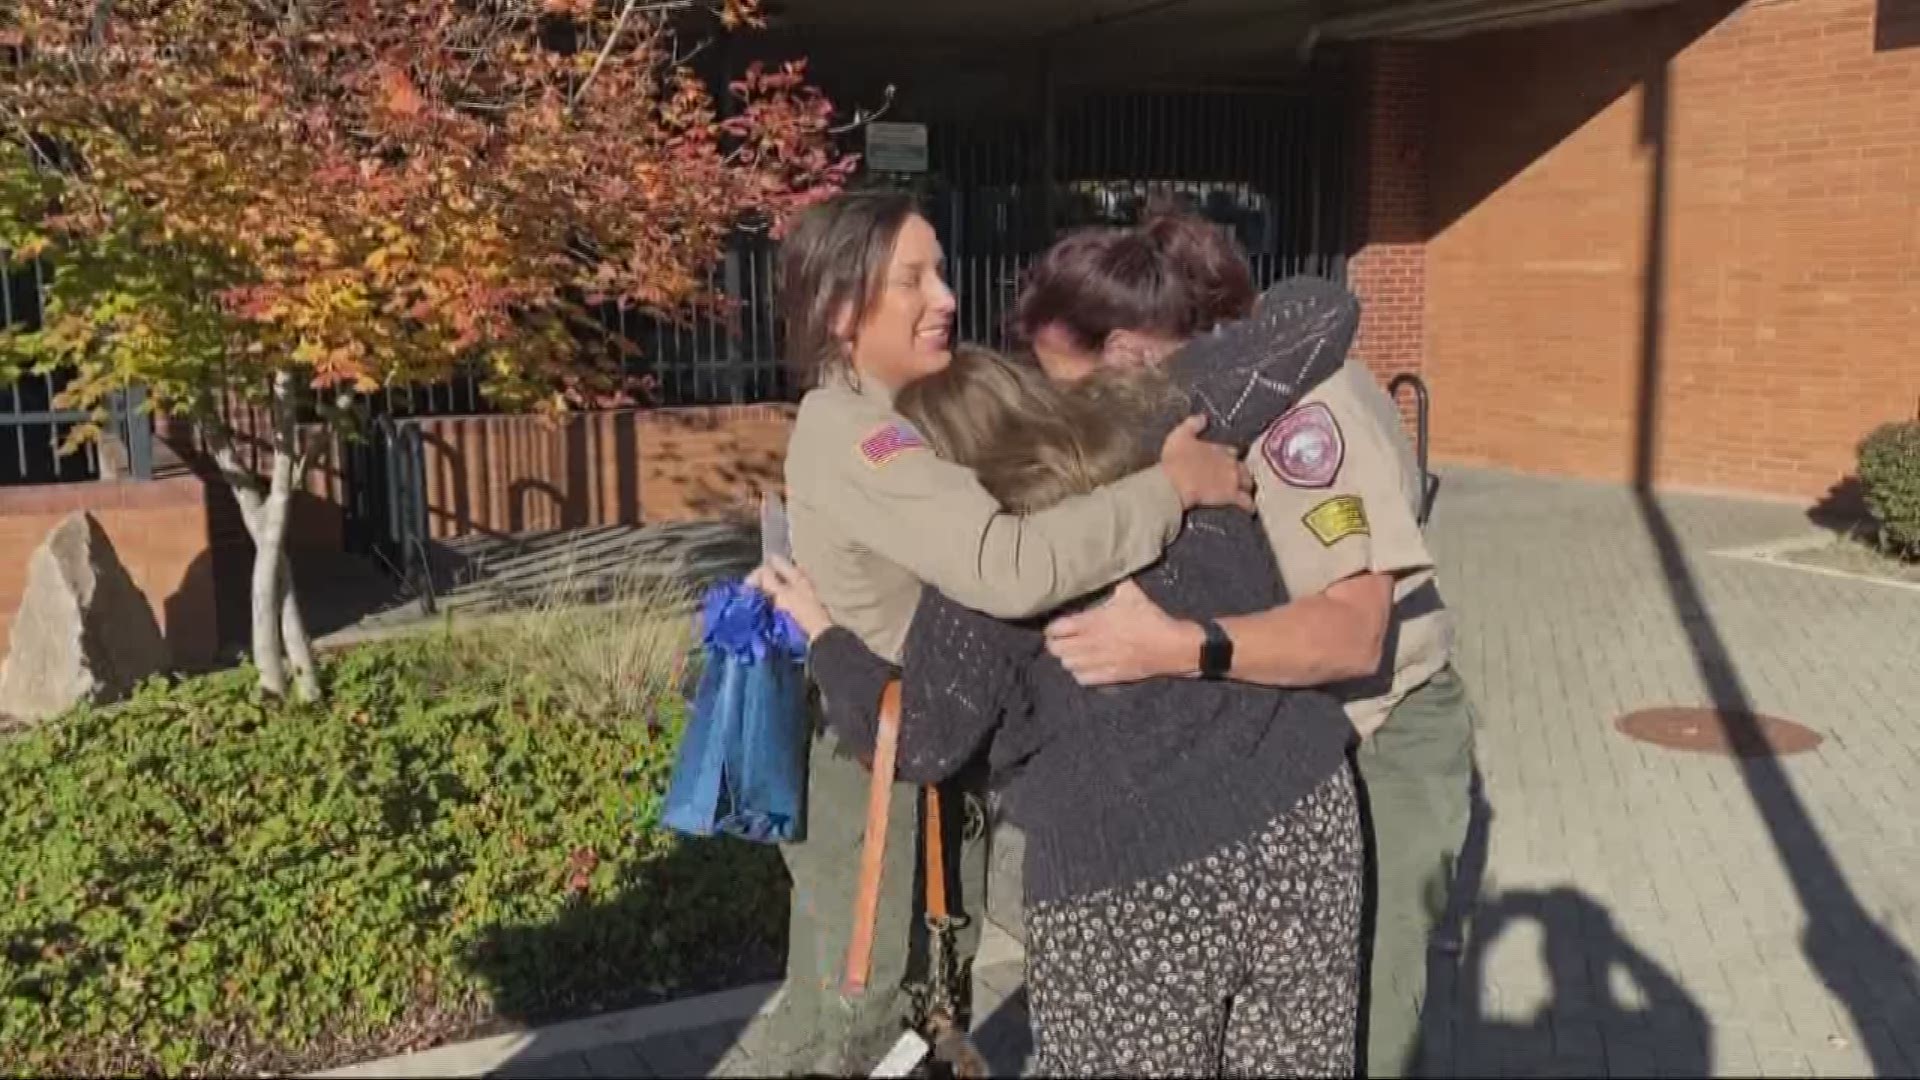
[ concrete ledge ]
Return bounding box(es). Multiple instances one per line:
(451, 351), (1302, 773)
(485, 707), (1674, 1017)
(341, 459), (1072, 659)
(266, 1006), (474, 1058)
(313, 982), (779, 1079)
(1712, 534), (1920, 595)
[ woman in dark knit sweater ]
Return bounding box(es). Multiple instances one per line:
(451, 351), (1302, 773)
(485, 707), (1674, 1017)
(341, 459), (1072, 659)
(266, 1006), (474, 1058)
(752, 272), (1368, 1077)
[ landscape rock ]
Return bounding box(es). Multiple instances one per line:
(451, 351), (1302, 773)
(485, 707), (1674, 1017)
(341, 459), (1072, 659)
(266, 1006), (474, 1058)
(0, 512), (169, 724)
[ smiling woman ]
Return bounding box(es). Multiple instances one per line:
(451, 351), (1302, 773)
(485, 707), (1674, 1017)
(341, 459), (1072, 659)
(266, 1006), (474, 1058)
(751, 187), (1256, 1073)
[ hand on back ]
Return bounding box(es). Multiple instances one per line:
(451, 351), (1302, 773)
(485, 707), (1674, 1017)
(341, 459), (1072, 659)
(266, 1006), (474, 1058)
(1159, 414), (1254, 512)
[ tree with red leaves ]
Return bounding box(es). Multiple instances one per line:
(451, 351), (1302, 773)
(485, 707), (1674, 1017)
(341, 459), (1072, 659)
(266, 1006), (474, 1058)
(0, 0), (851, 699)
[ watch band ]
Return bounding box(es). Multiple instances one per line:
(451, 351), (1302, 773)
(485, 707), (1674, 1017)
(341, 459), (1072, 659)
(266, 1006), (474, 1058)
(1198, 619), (1234, 680)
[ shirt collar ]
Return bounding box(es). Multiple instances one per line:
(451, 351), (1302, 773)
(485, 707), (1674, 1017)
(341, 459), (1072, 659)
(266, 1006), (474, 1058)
(827, 363), (897, 407)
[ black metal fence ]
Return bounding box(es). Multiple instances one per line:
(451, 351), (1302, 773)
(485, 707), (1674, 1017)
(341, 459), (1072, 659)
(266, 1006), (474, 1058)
(0, 257), (156, 485)
(2, 81), (1351, 492)
(925, 83), (1350, 347)
(0, 239), (789, 489)
(323, 235), (790, 424)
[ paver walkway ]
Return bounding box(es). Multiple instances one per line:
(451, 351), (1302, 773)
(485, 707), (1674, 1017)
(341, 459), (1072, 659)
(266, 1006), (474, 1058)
(460, 467), (1920, 1077)
(1419, 469), (1920, 1078)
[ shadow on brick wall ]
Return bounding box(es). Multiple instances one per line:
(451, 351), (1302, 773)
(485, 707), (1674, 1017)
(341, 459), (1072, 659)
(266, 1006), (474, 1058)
(1422, 0), (1741, 240)
(185, 479), (402, 661)
(1878, 0), (1920, 51)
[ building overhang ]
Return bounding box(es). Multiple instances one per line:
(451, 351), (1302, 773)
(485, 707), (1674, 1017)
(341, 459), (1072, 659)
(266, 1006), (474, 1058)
(764, 0), (1692, 80)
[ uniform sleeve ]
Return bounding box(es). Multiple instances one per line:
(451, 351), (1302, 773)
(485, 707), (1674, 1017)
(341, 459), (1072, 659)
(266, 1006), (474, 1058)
(833, 413), (1184, 620)
(1253, 387), (1434, 600)
(806, 591), (1037, 785)
(1164, 275), (1361, 451)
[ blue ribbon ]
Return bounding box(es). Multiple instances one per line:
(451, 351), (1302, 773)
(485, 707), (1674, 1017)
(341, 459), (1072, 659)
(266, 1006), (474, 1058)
(700, 579), (809, 662)
(660, 577), (811, 845)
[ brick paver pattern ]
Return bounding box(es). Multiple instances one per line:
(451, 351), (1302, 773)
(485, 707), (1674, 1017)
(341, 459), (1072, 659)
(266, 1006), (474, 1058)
(502, 468), (1920, 1078)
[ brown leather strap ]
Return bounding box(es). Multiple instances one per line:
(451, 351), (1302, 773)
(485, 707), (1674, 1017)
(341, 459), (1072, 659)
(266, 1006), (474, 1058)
(842, 680), (903, 996)
(923, 785), (948, 922)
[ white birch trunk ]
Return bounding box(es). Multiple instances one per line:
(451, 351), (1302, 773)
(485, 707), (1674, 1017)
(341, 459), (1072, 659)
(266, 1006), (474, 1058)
(203, 372), (322, 701)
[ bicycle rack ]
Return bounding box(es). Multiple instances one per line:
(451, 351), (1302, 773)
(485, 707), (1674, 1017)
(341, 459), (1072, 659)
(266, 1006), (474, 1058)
(1388, 373), (1438, 527)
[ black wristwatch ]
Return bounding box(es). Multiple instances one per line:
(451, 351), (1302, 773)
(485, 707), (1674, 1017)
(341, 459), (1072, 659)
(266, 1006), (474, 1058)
(1197, 619), (1234, 680)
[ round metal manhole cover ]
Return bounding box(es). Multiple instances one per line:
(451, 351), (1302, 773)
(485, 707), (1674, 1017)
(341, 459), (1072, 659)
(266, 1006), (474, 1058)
(1616, 707), (1823, 757)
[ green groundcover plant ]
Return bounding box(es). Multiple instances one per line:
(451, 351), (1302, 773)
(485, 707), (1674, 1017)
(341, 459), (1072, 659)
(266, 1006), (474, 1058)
(0, 635), (785, 1077)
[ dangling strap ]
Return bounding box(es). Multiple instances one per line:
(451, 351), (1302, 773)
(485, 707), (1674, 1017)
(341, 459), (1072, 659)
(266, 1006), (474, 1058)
(842, 680), (903, 996)
(923, 785), (948, 923)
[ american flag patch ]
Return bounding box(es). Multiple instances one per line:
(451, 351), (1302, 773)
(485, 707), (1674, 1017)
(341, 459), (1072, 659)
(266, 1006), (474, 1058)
(858, 422), (926, 468)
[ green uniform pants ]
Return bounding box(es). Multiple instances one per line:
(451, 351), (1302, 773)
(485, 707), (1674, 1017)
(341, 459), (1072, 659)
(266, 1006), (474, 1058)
(758, 725), (988, 1075)
(1354, 664), (1479, 1078)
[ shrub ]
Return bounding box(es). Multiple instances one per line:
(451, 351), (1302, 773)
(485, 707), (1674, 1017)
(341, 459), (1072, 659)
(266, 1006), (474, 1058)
(1858, 420), (1920, 559)
(0, 631), (785, 1076)
(436, 566), (698, 725)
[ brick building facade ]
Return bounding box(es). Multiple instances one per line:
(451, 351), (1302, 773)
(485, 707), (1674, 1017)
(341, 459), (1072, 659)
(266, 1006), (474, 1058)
(1348, 0), (1920, 502)
(5, 0), (1914, 676)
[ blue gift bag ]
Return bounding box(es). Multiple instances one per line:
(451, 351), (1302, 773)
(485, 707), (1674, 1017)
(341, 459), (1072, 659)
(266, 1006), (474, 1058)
(661, 580), (810, 844)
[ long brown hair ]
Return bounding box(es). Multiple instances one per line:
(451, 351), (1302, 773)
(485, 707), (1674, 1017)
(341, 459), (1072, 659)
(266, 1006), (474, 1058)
(776, 189), (919, 386)
(894, 346), (1174, 513)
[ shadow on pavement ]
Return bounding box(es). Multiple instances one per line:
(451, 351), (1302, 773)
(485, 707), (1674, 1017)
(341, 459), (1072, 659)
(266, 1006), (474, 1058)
(1633, 58), (1920, 1074)
(1451, 886), (1712, 1078)
(464, 838), (787, 1079)
(1426, 774), (1712, 1076)
(971, 984), (1034, 1078)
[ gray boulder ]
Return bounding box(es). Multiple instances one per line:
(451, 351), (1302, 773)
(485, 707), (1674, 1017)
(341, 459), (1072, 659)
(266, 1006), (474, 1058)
(0, 512), (169, 723)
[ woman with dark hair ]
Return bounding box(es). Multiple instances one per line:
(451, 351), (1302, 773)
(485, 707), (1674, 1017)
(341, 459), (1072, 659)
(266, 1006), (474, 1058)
(759, 190), (1275, 1073)
(1012, 211), (1258, 384)
(752, 269), (1369, 1073)
(1028, 212), (1482, 1080)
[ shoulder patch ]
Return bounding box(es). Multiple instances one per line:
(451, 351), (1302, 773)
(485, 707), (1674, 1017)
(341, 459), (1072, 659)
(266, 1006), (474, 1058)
(857, 421), (927, 469)
(1302, 495), (1369, 547)
(1262, 402), (1344, 488)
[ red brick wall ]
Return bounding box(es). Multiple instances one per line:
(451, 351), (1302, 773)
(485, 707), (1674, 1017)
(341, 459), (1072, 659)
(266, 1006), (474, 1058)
(1418, 0), (1920, 500)
(0, 406), (794, 674)
(1348, 42), (1430, 390)
(0, 477), (221, 670)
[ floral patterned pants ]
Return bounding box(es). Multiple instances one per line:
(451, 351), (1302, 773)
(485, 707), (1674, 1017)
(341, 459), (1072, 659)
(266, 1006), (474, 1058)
(1024, 769), (1365, 1078)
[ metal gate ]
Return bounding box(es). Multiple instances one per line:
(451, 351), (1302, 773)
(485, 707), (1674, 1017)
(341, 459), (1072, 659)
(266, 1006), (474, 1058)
(919, 82), (1351, 348)
(343, 75), (1353, 588)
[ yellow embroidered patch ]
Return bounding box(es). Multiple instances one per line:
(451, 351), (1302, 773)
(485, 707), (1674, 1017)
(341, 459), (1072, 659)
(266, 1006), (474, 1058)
(1303, 495), (1369, 547)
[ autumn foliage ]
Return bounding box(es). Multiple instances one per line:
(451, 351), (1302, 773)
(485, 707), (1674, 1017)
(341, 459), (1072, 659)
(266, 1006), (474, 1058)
(0, 0), (851, 697)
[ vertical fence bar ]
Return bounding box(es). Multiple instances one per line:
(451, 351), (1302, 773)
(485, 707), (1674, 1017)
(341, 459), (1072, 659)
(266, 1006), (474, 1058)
(723, 247), (744, 404)
(2, 261), (25, 471)
(35, 261), (58, 470)
(125, 385), (154, 480)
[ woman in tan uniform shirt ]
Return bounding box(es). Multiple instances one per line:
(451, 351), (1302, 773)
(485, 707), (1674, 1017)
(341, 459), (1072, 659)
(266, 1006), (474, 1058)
(760, 189), (1261, 1073)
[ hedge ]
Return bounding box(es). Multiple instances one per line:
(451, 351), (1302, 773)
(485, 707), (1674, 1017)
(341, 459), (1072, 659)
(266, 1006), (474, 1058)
(0, 635), (785, 1076)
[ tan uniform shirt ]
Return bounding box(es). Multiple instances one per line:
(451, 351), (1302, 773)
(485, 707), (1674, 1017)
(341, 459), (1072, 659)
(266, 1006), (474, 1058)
(1250, 361), (1454, 737)
(786, 369), (1186, 663)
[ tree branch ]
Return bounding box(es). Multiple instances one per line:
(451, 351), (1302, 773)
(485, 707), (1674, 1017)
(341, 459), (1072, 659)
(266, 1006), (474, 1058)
(198, 413), (270, 529)
(828, 84), (897, 135)
(571, 0), (699, 110)
(571, 0), (642, 111)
